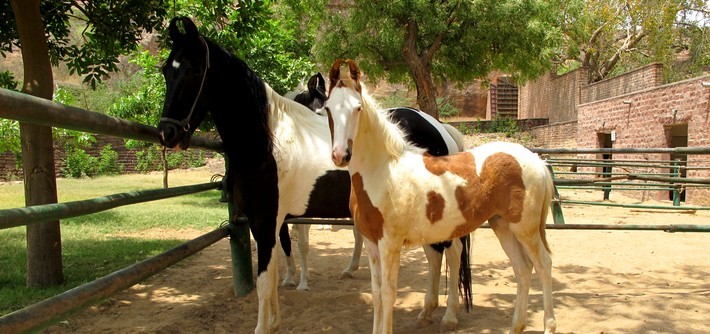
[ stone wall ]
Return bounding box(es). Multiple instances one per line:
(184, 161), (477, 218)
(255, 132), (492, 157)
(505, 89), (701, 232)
(580, 63), (663, 104)
(528, 121), (578, 149)
(518, 67), (587, 124)
(576, 75), (710, 204)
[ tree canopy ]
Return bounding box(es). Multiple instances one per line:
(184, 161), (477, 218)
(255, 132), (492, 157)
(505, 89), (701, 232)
(0, 0), (168, 89)
(298, 0), (565, 118)
(0, 0), (316, 154)
(556, 0), (709, 82)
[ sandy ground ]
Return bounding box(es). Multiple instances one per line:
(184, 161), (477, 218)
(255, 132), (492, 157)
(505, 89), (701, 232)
(39, 187), (710, 334)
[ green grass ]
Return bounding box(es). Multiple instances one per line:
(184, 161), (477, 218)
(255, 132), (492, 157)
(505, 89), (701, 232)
(0, 170), (228, 316)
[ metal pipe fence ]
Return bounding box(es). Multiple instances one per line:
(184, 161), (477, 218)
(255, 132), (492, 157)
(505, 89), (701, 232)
(0, 88), (248, 333)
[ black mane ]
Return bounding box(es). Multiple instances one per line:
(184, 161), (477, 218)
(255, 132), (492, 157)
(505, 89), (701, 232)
(199, 38), (274, 165)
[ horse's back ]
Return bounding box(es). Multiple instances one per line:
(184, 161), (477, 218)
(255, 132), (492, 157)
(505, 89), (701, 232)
(387, 107), (459, 156)
(471, 142), (546, 177)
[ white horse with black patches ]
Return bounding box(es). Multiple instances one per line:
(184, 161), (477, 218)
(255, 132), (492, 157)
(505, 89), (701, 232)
(323, 59), (556, 334)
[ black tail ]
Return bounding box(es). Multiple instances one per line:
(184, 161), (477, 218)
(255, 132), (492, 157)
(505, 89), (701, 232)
(458, 234), (473, 312)
(279, 223), (292, 256)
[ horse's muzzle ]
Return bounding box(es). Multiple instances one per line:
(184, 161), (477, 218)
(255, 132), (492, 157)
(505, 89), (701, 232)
(158, 121), (191, 150)
(332, 147), (351, 167)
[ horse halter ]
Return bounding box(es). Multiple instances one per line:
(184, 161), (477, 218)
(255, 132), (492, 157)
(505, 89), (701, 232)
(161, 36), (211, 132)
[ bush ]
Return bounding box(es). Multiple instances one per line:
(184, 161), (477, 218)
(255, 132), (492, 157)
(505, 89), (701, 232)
(0, 71), (18, 91)
(166, 151), (184, 170)
(62, 147), (98, 178)
(134, 146), (162, 172)
(378, 92), (416, 109)
(488, 116), (520, 137)
(97, 145), (123, 175)
(186, 150), (206, 168)
(437, 97), (461, 118)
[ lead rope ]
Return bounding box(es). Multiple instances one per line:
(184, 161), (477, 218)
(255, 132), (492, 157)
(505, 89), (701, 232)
(184, 36), (211, 130)
(161, 36), (211, 131)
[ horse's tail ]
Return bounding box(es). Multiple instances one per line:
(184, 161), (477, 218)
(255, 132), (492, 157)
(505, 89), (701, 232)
(442, 123), (466, 152)
(539, 165), (554, 254)
(458, 233), (474, 312)
(279, 223), (292, 256)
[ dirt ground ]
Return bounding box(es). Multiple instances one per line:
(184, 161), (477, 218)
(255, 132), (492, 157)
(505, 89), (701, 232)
(39, 186), (710, 334)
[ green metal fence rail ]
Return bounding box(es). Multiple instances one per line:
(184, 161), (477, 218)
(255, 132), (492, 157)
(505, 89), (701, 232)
(0, 88), (256, 334)
(285, 218), (710, 232)
(0, 182), (221, 230)
(0, 89), (222, 152)
(531, 146), (710, 208)
(0, 227), (229, 334)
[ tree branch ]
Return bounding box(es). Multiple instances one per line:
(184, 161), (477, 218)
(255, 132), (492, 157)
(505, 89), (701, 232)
(601, 29), (648, 78)
(423, 4), (459, 63)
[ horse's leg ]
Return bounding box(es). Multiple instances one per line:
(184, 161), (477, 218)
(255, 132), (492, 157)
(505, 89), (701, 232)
(511, 222), (556, 334)
(364, 238), (382, 333)
(379, 237), (402, 334)
(417, 245), (442, 328)
(341, 227), (363, 278)
(255, 242), (280, 334)
(280, 224), (297, 287)
(269, 253), (281, 331)
(489, 217), (532, 334)
(296, 223), (311, 291)
(441, 239), (463, 330)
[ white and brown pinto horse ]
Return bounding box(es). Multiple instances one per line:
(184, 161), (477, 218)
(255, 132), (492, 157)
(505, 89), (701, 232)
(285, 73), (473, 329)
(323, 59), (556, 334)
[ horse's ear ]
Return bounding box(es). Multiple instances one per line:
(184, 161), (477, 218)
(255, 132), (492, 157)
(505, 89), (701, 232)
(307, 73), (319, 92)
(168, 16), (200, 45)
(328, 59), (344, 91)
(312, 72), (327, 97)
(345, 59), (361, 83)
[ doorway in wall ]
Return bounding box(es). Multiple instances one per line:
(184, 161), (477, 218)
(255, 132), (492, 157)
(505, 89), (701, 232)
(597, 132), (613, 200)
(665, 124), (688, 202)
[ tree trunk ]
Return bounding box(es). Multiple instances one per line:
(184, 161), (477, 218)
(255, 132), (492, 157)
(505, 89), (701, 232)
(402, 21), (440, 119)
(162, 146), (169, 188)
(11, 0), (64, 287)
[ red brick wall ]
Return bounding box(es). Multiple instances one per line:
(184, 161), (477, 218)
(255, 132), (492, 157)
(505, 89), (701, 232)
(0, 134), (215, 181)
(529, 121), (578, 148)
(518, 67), (587, 123)
(577, 75), (710, 204)
(581, 63), (663, 104)
(0, 151), (21, 180)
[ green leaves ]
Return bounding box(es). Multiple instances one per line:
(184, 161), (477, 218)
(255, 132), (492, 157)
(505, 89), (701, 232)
(311, 0), (563, 85)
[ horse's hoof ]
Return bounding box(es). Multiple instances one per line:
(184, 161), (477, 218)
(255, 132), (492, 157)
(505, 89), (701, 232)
(439, 319), (459, 332)
(281, 279), (296, 287)
(416, 317), (433, 328)
(296, 284), (310, 291)
(339, 271), (354, 279)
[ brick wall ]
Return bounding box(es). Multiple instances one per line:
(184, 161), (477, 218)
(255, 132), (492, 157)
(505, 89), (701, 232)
(448, 118), (548, 133)
(577, 75), (710, 204)
(580, 63), (663, 104)
(0, 134), (215, 181)
(528, 121), (578, 148)
(518, 67), (587, 123)
(0, 151), (20, 180)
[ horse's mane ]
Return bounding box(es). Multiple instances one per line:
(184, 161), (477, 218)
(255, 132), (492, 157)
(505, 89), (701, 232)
(265, 83), (324, 137)
(283, 80), (307, 101)
(199, 37), (275, 160)
(357, 83), (414, 160)
(199, 38), (323, 144)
